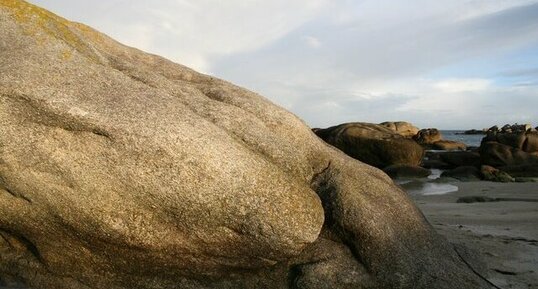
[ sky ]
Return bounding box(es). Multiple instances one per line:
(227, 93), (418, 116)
(29, 0), (538, 129)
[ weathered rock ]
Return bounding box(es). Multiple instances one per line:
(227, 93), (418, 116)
(314, 123), (424, 169)
(441, 166), (482, 181)
(431, 140), (467, 151)
(488, 125), (499, 133)
(0, 1), (490, 289)
(480, 165), (514, 183)
(383, 165), (431, 179)
(379, 121), (419, 138)
(413, 128), (442, 144)
(435, 151), (481, 168)
(422, 159), (452, 169)
(498, 164), (538, 177)
(482, 131), (538, 153)
(487, 123), (535, 134)
(480, 142), (538, 167)
(501, 124), (512, 133)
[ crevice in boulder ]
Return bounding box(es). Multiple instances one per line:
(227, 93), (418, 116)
(522, 137), (529, 152)
(0, 177), (31, 203)
(107, 58), (159, 89)
(0, 229), (44, 265)
(3, 93), (113, 141)
(287, 263), (301, 289)
(453, 245), (502, 289)
(0, 187), (31, 203)
(309, 162), (370, 274)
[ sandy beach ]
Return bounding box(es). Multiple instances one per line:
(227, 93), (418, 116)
(411, 181), (538, 289)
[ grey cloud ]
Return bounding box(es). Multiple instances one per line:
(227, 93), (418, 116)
(212, 1), (538, 81)
(500, 67), (538, 77)
(210, 1), (538, 128)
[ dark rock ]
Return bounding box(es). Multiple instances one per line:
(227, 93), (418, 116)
(460, 129), (486, 135)
(383, 165), (431, 178)
(498, 164), (538, 177)
(441, 166), (482, 181)
(457, 196), (498, 203)
(422, 159), (452, 169)
(425, 151), (442, 160)
(486, 123), (535, 135)
(314, 123), (424, 168)
(501, 124), (512, 133)
(457, 196), (538, 203)
(467, 146), (480, 152)
(413, 128), (442, 144)
(488, 125), (499, 133)
(438, 151), (481, 168)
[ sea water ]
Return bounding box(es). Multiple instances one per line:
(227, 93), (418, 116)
(396, 130), (484, 196)
(440, 130), (484, 147)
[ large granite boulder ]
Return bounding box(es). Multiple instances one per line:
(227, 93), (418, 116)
(379, 121), (419, 138)
(482, 131), (538, 153)
(479, 127), (538, 169)
(314, 123), (424, 168)
(480, 142), (538, 167)
(0, 2), (490, 289)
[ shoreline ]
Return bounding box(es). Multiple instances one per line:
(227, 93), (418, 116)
(410, 181), (538, 289)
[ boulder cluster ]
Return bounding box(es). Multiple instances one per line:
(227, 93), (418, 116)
(430, 125), (538, 182)
(313, 122), (469, 178)
(461, 123), (537, 135)
(314, 121), (538, 182)
(313, 123), (424, 169)
(486, 123), (536, 134)
(479, 124), (538, 178)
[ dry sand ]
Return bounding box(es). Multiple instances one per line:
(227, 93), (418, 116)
(411, 181), (538, 289)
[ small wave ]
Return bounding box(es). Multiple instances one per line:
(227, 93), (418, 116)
(400, 180), (458, 195)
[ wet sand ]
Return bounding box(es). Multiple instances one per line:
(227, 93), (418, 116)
(411, 181), (538, 289)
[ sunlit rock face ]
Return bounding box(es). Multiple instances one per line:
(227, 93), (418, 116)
(0, 1), (490, 289)
(314, 123), (424, 168)
(379, 121), (419, 138)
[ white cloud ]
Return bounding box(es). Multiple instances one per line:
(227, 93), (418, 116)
(29, 0), (330, 72)
(27, 0), (538, 128)
(303, 36), (322, 48)
(433, 79), (491, 93)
